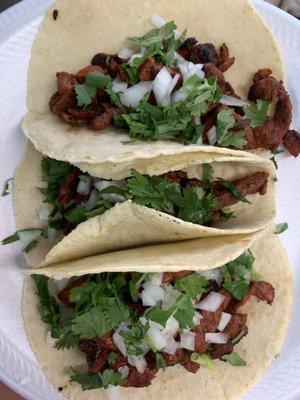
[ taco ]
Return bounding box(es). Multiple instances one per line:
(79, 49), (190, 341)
(23, 229), (293, 400)
(22, 0), (300, 181)
(3, 144), (275, 267)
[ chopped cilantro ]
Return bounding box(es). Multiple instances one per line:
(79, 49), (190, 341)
(119, 320), (148, 356)
(2, 178), (13, 196)
(275, 222), (288, 235)
(156, 353), (167, 370)
(220, 252), (255, 300)
(108, 352), (118, 366)
(221, 352), (246, 366)
(75, 72), (111, 108)
(231, 331), (246, 345)
(270, 149), (284, 170)
(202, 164), (213, 189)
(174, 273), (209, 299)
(70, 369), (126, 390)
(244, 100), (269, 128)
(216, 109), (246, 149)
(190, 353), (215, 370)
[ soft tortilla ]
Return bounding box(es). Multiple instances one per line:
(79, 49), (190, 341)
(23, 230), (293, 400)
(22, 0), (284, 178)
(14, 144), (276, 268)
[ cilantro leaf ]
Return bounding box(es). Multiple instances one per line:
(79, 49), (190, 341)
(270, 150), (284, 170)
(174, 273), (209, 299)
(108, 352), (118, 366)
(220, 252), (255, 300)
(216, 109), (246, 149)
(71, 298), (130, 339)
(221, 352), (246, 366)
(217, 179), (251, 204)
(156, 353), (167, 370)
(275, 222), (288, 235)
(190, 353), (215, 370)
(64, 201), (113, 225)
(244, 100), (269, 128)
(130, 21), (177, 49)
(70, 370), (126, 390)
(75, 84), (97, 108)
(202, 164), (213, 189)
(2, 178), (13, 196)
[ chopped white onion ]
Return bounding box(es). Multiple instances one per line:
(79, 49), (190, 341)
(174, 51), (185, 63)
(142, 281), (165, 304)
(163, 337), (178, 355)
(193, 311), (203, 326)
(220, 95), (248, 107)
(104, 385), (121, 400)
(165, 316), (179, 336)
(128, 53), (144, 66)
(218, 312), (232, 332)
(18, 229), (42, 247)
(151, 14), (166, 28)
(38, 206), (49, 221)
(161, 284), (181, 310)
(141, 291), (157, 307)
(118, 366), (129, 379)
(139, 317), (148, 326)
(205, 332), (228, 344)
(207, 126), (217, 146)
(171, 89), (188, 104)
(112, 79), (128, 93)
(180, 330), (196, 351)
(112, 331), (127, 356)
(195, 291), (225, 312)
(152, 67), (173, 106)
(77, 178), (91, 195)
(128, 355), (147, 374)
(174, 28), (182, 40)
(120, 81), (152, 107)
(150, 273), (164, 286)
(198, 268), (222, 286)
(179, 61), (204, 81)
(94, 179), (126, 203)
(83, 190), (99, 211)
(168, 73), (180, 95)
(147, 325), (168, 350)
(118, 47), (134, 60)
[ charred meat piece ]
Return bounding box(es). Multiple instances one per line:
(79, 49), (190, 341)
(139, 58), (182, 86)
(203, 63), (226, 91)
(216, 43), (235, 73)
(162, 349), (188, 366)
(100, 332), (119, 351)
(78, 339), (109, 374)
(189, 43), (218, 64)
(110, 352), (128, 371)
(76, 65), (107, 84)
(58, 276), (89, 306)
(283, 130), (300, 157)
(58, 168), (80, 205)
(68, 104), (105, 120)
(162, 270), (193, 284)
(56, 72), (77, 94)
(182, 359), (200, 373)
(177, 37), (198, 59)
(225, 314), (248, 340)
(194, 323), (209, 354)
(90, 108), (114, 131)
(248, 69), (292, 150)
(210, 342), (234, 359)
(165, 170), (188, 184)
(125, 365), (157, 388)
(213, 171), (269, 211)
(91, 53), (110, 69)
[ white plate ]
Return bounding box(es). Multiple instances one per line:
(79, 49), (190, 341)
(0, 1), (299, 399)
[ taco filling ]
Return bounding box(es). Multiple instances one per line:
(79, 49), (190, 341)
(49, 16), (299, 156)
(3, 157), (269, 253)
(32, 251), (274, 392)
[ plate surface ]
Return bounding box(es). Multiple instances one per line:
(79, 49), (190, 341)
(0, 1), (299, 400)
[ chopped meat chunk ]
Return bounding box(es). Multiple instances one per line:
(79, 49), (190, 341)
(162, 270), (193, 284)
(283, 130), (300, 157)
(90, 108), (114, 131)
(58, 168), (80, 205)
(56, 72), (76, 94)
(125, 365), (157, 388)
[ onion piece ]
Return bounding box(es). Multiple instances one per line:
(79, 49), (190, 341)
(161, 284), (181, 310)
(128, 355), (147, 374)
(207, 126), (217, 146)
(141, 291), (157, 307)
(179, 61), (204, 81)
(112, 79), (128, 93)
(142, 281), (165, 304)
(118, 47), (134, 60)
(77, 178), (91, 195)
(163, 337), (178, 355)
(218, 312), (232, 332)
(180, 330), (196, 351)
(198, 268), (222, 286)
(118, 366), (129, 379)
(104, 385), (120, 400)
(174, 51), (185, 63)
(94, 179), (127, 203)
(18, 229), (42, 247)
(165, 316), (179, 336)
(205, 332), (228, 344)
(152, 67), (173, 106)
(38, 206), (49, 222)
(220, 95), (248, 107)
(120, 81), (152, 107)
(147, 325), (168, 350)
(171, 89), (188, 104)
(168, 73), (180, 95)
(174, 29), (182, 40)
(151, 14), (166, 28)
(83, 190), (99, 211)
(112, 331), (127, 356)
(195, 291), (225, 312)
(150, 273), (163, 286)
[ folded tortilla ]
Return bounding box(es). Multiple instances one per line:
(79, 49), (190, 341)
(22, 0), (284, 178)
(14, 144), (276, 268)
(23, 229), (293, 400)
